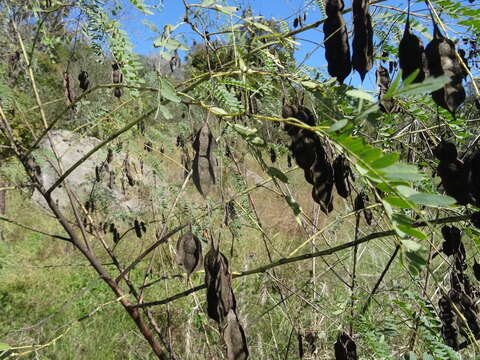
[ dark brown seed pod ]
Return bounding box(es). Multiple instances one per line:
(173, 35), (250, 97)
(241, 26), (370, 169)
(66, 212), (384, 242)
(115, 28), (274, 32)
(441, 225), (466, 259)
(438, 294), (459, 350)
(333, 155), (353, 198)
(63, 71), (75, 106)
(192, 122), (217, 197)
(107, 148), (114, 164)
(354, 192), (372, 225)
(204, 248), (236, 322)
(334, 332), (357, 360)
(176, 231), (203, 277)
(270, 148), (277, 163)
(473, 259), (480, 282)
(376, 66), (398, 113)
(290, 130), (319, 184)
(223, 310), (249, 360)
(293, 17), (299, 28)
(134, 219), (142, 238)
(433, 140), (471, 205)
(124, 155), (135, 187)
(112, 62), (123, 98)
(311, 145), (334, 214)
(456, 291), (480, 338)
(144, 141), (153, 152)
(352, 0), (373, 80)
(78, 70), (89, 91)
(287, 154), (292, 168)
(425, 22), (466, 114)
(140, 221), (147, 233)
(323, 0), (352, 84)
(95, 165), (101, 182)
(398, 2), (428, 82)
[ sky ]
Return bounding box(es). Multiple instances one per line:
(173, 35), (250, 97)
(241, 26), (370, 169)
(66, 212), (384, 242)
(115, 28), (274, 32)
(114, 0), (479, 90)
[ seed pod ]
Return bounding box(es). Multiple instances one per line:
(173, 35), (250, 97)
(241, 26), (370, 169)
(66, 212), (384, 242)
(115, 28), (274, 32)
(433, 140), (471, 205)
(398, 1), (428, 82)
(204, 248), (236, 322)
(441, 225), (466, 260)
(223, 310), (249, 360)
(311, 145), (334, 214)
(438, 294), (459, 350)
(124, 154), (135, 187)
(334, 332), (357, 360)
(63, 71), (75, 106)
(354, 192), (372, 225)
(192, 122), (217, 197)
(144, 141), (153, 152)
(287, 154), (292, 168)
(333, 155), (353, 198)
(112, 62), (124, 98)
(133, 220), (142, 238)
(376, 66), (398, 113)
(270, 148), (277, 163)
(293, 17), (299, 28)
(176, 231), (203, 277)
(425, 21), (465, 114)
(78, 70), (89, 91)
(95, 165), (101, 182)
(323, 0), (351, 84)
(140, 221), (147, 233)
(473, 259), (480, 282)
(107, 148), (114, 164)
(352, 0), (374, 80)
(290, 130), (319, 184)
(456, 291), (480, 338)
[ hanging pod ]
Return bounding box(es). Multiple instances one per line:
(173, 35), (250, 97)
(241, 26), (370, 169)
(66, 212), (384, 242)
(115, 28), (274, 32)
(78, 70), (89, 91)
(334, 332), (357, 360)
(438, 294), (459, 350)
(63, 71), (75, 106)
(323, 0), (351, 84)
(311, 145), (335, 214)
(351, 0), (374, 80)
(433, 140), (471, 205)
(398, 0), (428, 82)
(425, 15), (465, 114)
(111, 62), (123, 98)
(192, 121), (217, 197)
(376, 66), (398, 113)
(223, 310), (249, 360)
(204, 247), (236, 322)
(333, 155), (354, 198)
(176, 231), (203, 277)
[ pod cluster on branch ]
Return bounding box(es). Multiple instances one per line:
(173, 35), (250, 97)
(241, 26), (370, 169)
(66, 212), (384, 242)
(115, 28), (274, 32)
(437, 225), (480, 349)
(323, 0), (351, 84)
(282, 103), (334, 213)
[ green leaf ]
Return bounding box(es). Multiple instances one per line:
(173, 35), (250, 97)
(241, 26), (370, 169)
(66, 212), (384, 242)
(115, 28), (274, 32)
(212, 4), (238, 15)
(402, 239), (422, 252)
(232, 124), (257, 136)
(370, 153), (399, 169)
(160, 78), (180, 103)
(0, 342), (10, 351)
(209, 107), (228, 116)
(346, 89), (375, 102)
(327, 119), (348, 132)
(396, 224), (427, 240)
(383, 196), (412, 209)
(249, 136), (265, 147)
(267, 167), (289, 183)
(286, 195), (302, 226)
(408, 193), (455, 207)
(380, 163), (424, 182)
(158, 104), (172, 120)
